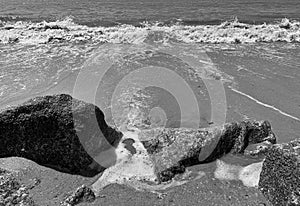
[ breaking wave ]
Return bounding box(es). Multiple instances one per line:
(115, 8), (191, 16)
(0, 17), (300, 44)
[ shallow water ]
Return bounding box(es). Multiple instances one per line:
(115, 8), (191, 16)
(1, 42), (300, 141)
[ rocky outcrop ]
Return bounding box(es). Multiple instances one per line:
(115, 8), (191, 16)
(139, 120), (276, 182)
(0, 94), (122, 177)
(259, 138), (300, 206)
(0, 93), (280, 205)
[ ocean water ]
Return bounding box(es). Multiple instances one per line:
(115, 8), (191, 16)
(1, 0), (300, 26)
(0, 0), (300, 143)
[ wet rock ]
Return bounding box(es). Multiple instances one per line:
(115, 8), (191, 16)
(61, 185), (96, 206)
(0, 94), (122, 177)
(140, 120), (276, 182)
(122, 138), (137, 155)
(259, 138), (300, 206)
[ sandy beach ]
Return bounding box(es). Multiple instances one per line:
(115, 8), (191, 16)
(1, 0), (300, 205)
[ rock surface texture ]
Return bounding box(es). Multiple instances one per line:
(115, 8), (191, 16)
(0, 168), (39, 206)
(61, 185), (96, 206)
(139, 120), (276, 182)
(0, 94), (122, 177)
(0, 94), (280, 206)
(259, 138), (300, 206)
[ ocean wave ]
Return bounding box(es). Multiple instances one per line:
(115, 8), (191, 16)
(0, 17), (299, 44)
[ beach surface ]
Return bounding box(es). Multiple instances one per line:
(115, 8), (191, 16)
(0, 155), (271, 206)
(1, 0), (300, 205)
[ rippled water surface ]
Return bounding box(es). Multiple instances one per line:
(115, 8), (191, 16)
(1, 0), (300, 26)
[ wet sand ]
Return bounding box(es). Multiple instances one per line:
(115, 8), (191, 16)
(0, 155), (270, 206)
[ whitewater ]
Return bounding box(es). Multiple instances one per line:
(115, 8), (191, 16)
(0, 17), (300, 44)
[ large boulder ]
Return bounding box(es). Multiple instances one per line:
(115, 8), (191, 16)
(0, 94), (122, 177)
(259, 138), (300, 206)
(139, 120), (276, 182)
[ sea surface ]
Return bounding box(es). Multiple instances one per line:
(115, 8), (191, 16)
(1, 0), (300, 26)
(0, 0), (300, 143)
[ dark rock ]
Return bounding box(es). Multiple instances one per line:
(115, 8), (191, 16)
(61, 185), (96, 206)
(122, 138), (137, 155)
(139, 120), (276, 182)
(0, 94), (122, 177)
(259, 138), (300, 206)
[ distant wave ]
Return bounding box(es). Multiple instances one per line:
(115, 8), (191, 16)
(0, 17), (299, 44)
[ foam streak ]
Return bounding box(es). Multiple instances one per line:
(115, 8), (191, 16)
(231, 87), (300, 121)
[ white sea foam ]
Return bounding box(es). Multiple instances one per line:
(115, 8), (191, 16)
(91, 130), (192, 196)
(239, 161), (263, 187)
(214, 159), (263, 187)
(230, 87), (300, 121)
(0, 18), (299, 44)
